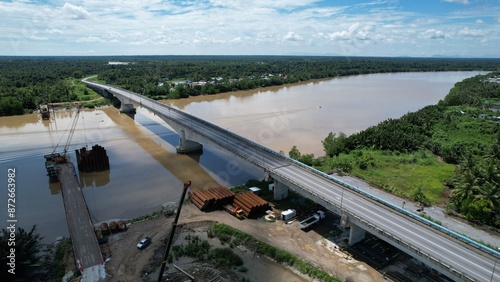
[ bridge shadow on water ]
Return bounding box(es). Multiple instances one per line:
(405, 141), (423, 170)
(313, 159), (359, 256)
(132, 111), (263, 187)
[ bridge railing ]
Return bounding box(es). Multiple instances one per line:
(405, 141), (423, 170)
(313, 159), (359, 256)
(85, 81), (500, 260)
(275, 170), (478, 281)
(169, 100), (500, 258)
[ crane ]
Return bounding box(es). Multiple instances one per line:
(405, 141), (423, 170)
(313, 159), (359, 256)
(45, 104), (83, 177)
(51, 104), (83, 158)
(62, 104), (83, 155)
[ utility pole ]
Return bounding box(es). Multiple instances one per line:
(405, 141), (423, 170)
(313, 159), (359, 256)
(157, 181), (192, 282)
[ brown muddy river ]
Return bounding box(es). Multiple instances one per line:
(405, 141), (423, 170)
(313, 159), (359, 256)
(0, 71), (487, 243)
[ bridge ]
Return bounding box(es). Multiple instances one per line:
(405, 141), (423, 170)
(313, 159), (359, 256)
(53, 159), (105, 281)
(84, 79), (500, 282)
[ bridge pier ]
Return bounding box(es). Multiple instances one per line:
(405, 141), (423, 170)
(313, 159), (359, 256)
(176, 129), (203, 154)
(348, 223), (366, 246)
(115, 96), (136, 113)
(273, 180), (289, 200)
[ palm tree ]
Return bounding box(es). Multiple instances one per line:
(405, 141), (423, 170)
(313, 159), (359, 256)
(451, 169), (481, 204)
(0, 225), (44, 281)
(474, 182), (500, 212)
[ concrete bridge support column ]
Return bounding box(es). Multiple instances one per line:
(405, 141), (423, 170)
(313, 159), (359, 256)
(273, 180), (289, 200)
(348, 223), (366, 246)
(116, 96), (136, 113)
(176, 129), (203, 154)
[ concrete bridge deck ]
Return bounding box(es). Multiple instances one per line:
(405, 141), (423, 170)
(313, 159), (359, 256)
(57, 160), (105, 281)
(84, 79), (500, 282)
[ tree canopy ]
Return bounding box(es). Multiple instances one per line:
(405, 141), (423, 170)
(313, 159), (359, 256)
(1, 56), (499, 116)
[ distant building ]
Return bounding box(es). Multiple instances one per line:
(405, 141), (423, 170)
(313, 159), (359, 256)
(108, 61), (129, 65)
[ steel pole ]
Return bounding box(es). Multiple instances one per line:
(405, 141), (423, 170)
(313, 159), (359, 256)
(157, 181), (191, 282)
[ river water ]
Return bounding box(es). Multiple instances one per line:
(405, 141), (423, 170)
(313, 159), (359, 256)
(0, 71), (487, 243)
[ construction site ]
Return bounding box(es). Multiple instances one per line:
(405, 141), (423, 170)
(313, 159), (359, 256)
(43, 106), (110, 281)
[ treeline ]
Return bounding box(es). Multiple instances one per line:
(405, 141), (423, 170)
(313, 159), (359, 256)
(0, 57), (107, 115)
(320, 72), (500, 225)
(322, 73), (500, 162)
(96, 56), (500, 100)
(1, 56), (500, 116)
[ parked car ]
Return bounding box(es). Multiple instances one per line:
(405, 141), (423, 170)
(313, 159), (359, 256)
(137, 237), (151, 250)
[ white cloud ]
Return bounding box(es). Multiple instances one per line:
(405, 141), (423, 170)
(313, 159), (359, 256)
(0, 0), (498, 57)
(420, 29), (449, 39)
(458, 27), (484, 37)
(63, 3), (90, 20)
(106, 31), (125, 39)
(442, 0), (469, 4)
(76, 35), (105, 43)
(282, 31), (303, 42)
(46, 29), (63, 34)
(31, 35), (48, 40)
(327, 23), (375, 42)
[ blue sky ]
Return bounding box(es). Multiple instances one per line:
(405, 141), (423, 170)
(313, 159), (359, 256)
(1, 0), (499, 57)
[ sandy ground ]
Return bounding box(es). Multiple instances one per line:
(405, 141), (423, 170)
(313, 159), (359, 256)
(101, 203), (384, 282)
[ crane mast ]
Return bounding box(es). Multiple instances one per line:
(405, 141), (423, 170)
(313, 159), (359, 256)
(63, 105), (82, 156)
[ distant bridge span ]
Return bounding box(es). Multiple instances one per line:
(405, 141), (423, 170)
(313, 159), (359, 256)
(84, 79), (500, 282)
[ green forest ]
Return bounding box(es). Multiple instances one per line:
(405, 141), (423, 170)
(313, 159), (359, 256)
(1, 56), (500, 116)
(302, 72), (500, 227)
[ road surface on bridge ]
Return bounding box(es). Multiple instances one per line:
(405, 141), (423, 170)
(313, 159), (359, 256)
(84, 80), (499, 282)
(58, 161), (105, 281)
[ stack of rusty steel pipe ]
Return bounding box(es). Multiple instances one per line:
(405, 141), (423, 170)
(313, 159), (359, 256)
(189, 186), (235, 211)
(233, 191), (269, 218)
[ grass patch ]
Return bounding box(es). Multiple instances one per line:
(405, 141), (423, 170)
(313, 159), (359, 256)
(126, 210), (162, 224)
(64, 78), (102, 101)
(419, 214), (442, 225)
(209, 223), (340, 282)
(321, 149), (455, 205)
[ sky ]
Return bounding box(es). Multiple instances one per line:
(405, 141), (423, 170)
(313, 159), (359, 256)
(1, 0), (499, 57)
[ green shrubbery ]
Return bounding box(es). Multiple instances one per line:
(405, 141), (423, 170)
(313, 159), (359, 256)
(208, 224), (340, 282)
(310, 72), (500, 226)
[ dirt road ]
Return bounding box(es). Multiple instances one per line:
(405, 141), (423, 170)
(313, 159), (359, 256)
(102, 203), (383, 282)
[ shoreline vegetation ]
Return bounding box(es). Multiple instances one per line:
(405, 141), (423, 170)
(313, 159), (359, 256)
(289, 71), (500, 229)
(1, 56), (499, 116)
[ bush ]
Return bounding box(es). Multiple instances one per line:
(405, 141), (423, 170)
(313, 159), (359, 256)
(208, 248), (243, 267)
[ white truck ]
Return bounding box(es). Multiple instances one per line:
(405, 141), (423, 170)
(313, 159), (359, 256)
(298, 210), (325, 230)
(280, 209), (297, 222)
